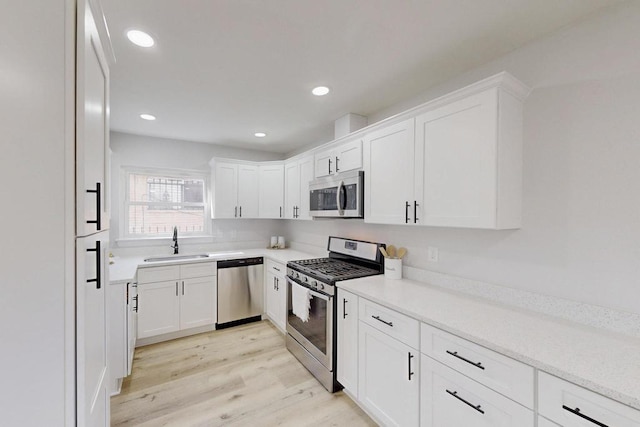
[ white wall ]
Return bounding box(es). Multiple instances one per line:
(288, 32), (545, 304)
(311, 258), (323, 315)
(109, 132), (285, 254)
(0, 0), (71, 425)
(286, 1), (640, 315)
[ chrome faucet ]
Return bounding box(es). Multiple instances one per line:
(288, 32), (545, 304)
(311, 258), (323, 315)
(171, 226), (179, 254)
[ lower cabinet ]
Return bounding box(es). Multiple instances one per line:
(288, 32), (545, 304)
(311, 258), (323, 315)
(107, 280), (137, 394)
(358, 323), (420, 426)
(265, 260), (286, 331)
(420, 355), (534, 427)
(337, 289), (359, 396)
(137, 262), (216, 340)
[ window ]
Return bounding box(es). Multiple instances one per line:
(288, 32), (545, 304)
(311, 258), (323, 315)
(124, 169), (209, 238)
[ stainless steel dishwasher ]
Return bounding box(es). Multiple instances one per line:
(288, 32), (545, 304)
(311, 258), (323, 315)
(216, 257), (264, 328)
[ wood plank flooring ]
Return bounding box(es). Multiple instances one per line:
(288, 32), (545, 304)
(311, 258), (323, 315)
(111, 320), (377, 426)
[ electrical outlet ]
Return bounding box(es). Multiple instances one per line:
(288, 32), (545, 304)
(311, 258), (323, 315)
(427, 246), (439, 262)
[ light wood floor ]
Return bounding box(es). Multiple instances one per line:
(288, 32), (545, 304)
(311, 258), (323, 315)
(111, 320), (377, 426)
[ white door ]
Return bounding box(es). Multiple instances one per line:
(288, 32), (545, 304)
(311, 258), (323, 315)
(337, 289), (359, 396)
(314, 148), (334, 178)
(297, 155), (315, 220)
(76, 0), (109, 237)
(180, 276), (216, 329)
(415, 89), (498, 228)
(237, 163), (259, 218)
(137, 281), (180, 339)
(284, 161), (300, 219)
(335, 139), (362, 173)
(213, 162), (238, 218)
(259, 164), (284, 218)
(76, 231), (109, 427)
(363, 118), (416, 224)
(359, 322), (420, 426)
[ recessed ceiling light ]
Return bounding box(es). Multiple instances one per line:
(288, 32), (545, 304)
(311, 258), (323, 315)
(312, 86), (330, 96)
(140, 114), (156, 121)
(127, 30), (154, 47)
(254, 132), (267, 138)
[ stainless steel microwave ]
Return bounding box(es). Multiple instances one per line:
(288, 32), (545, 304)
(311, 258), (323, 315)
(309, 170), (364, 218)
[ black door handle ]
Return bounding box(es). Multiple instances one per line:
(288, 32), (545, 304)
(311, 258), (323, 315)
(408, 352), (415, 380)
(405, 201), (410, 223)
(414, 201), (419, 223)
(86, 182), (102, 230)
(335, 156), (340, 172)
(328, 158), (332, 175)
(343, 298), (347, 319)
(86, 240), (101, 289)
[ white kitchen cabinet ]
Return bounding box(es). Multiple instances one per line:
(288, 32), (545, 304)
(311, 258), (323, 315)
(284, 155), (314, 220)
(265, 260), (287, 331)
(137, 280), (181, 339)
(211, 160), (259, 218)
(137, 262), (216, 341)
(180, 276), (217, 329)
(127, 282), (137, 375)
(337, 289), (359, 397)
(363, 118), (416, 224)
(537, 416), (561, 427)
(538, 371), (640, 427)
(358, 322), (420, 426)
(420, 355), (534, 427)
(259, 163), (284, 218)
(364, 72), (529, 229)
(314, 138), (362, 178)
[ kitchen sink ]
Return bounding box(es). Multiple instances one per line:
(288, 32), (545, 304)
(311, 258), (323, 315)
(143, 254), (211, 262)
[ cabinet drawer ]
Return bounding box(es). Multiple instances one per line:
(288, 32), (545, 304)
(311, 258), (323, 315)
(421, 355), (534, 427)
(266, 259), (285, 278)
(359, 298), (419, 349)
(538, 371), (640, 427)
(180, 262), (216, 279)
(137, 265), (180, 283)
(421, 322), (534, 408)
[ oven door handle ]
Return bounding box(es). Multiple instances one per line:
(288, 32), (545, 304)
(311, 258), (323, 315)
(286, 276), (331, 301)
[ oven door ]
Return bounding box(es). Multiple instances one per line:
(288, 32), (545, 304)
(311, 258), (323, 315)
(286, 277), (333, 370)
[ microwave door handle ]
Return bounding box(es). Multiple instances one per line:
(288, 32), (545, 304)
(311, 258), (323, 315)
(336, 181), (344, 215)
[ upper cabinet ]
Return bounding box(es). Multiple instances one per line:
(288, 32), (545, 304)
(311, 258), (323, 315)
(258, 163), (284, 219)
(211, 160), (259, 219)
(284, 155), (314, 220)
(364, 72), (530, 229)
(314, 138), (363, 178)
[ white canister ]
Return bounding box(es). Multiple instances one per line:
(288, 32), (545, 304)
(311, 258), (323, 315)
(277, 236), (285, 249)
(270, 236), (277, 248)
(384, 258), (402, 280)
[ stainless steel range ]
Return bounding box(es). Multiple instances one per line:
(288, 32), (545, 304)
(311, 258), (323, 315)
(286, 236), (385, 392)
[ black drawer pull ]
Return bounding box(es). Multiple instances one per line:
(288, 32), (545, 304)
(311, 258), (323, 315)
(446, 389), (484, 414)
(446, 350), (485, 370)
(562, 406), (609, 427)
(273, 266), (281, 272)
(372, 315), (393, 327)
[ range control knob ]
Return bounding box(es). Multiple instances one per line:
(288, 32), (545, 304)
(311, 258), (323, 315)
(319, 283), (325, 290)
(303, 276), (308, 283)
(295, 273), (300, 279)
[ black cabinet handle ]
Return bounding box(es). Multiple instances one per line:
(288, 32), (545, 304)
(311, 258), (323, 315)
(239, 206), (242, 217)
(405, 201), (410, 223)
(293, 206), (296, 218)
(86, 182), (102, 230)
(335, 156), (340, 172)
(408, 352), (415, 380)
(175, 282), (178, 296)
(133, 296), (138, 312)
(273, 266), (281, 272)
(372, 315), (393, 327)
(446, 389), (485, 414)
(343, 298), (348, 319)
(273, 277), (276, 290)
(86, 240), (101, 289)
(234, 206), (237, 217)
(446, 350), (485, 370)
(182, 280), (185, 295)
(280, 206), (282, 218)
(414, 201), (419, 223)
(328, 158), (332, 175)
(562, 406), (609, 427)
(276, 278), (279, 291)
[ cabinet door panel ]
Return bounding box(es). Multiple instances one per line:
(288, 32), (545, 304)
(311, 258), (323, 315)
(415, 89), (498, 228)
(314, 149), (334, 178)
(284, 161), (300, 219)
(259, 164), (284, 218)
(363, 118), (415, 224)
(237, 164), (259, 218)
(213, 162), (238, 218)
(180, 277), (216, 329)
(337, 289), (359, 396)
(137, 280), (180, 339)
(359, 322), (419, 426)
(335, 139), (362, 173)
(265, 271), (286, 331)
(297, 156), (314, 220)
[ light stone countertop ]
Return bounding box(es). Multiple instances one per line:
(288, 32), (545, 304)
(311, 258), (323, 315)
(337, 275), (640, 411)
(108, 248), (316, 283)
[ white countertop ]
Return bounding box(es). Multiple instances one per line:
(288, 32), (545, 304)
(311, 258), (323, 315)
(108, 248), (316, 283)
(337, 275), (640, 410)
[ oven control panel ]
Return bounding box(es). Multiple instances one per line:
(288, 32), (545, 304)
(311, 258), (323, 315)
(287, 268), (334, 296)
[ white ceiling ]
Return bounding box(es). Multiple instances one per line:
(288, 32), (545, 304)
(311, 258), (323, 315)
(102, 0), (621, 154)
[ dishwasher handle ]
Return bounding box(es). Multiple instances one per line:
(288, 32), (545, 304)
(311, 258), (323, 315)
(217, 257), (264, 269)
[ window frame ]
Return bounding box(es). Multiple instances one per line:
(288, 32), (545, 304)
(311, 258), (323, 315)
(121, 167), (211, 239)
